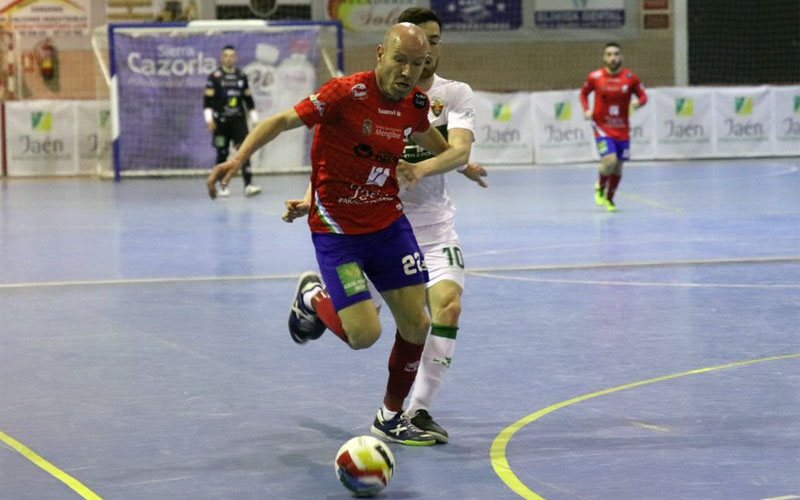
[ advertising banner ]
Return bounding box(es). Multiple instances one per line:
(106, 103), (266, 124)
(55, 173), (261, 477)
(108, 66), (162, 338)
(471, 91), (534, 164)
(5, 100), (77, 176)
(326, 0), (416, 32)
(113, 28), (318, 173)
(652, 87), (714, 159)
(0, 0), (90, 37)
(531, 90), (595, 164)
(430, 0), (522, 30)
(76, 100), (111, 174)
(629, 89), (656, 160)
(713, 87), (773, 157)
(534, 0), (626, 30)
(771, 86), (800, 156)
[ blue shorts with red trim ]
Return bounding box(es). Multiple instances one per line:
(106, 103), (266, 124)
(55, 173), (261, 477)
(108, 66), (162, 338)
(595, 137), (630, 161)
(311, 215), (428, 311)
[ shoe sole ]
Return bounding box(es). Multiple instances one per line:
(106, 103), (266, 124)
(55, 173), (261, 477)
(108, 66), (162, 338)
(370, 426), (436, 446)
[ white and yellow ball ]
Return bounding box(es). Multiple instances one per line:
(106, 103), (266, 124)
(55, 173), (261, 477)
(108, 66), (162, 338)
(334, 436), (394, 497)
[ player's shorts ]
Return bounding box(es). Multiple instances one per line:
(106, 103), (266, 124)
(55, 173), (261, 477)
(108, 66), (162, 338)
(368, 219), (465, 309)
(311, 215), (428, 311)
(414, 220), (466, 290)
(212, 118), (248, 149)
(595, 136), (630, 161)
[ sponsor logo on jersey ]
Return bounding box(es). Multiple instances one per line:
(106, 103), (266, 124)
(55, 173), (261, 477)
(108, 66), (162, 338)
(366, 166), (390, 187)
(362, 118), (373, 135)
(375, 126), (403, 140)
(351, 83), (367, 100)
(413, 91), (427, 109)
(378, 107), (401, 116)
(431, 97), (445, 117)
(309, 93), (326, 116)
(403, 126), (413, 140)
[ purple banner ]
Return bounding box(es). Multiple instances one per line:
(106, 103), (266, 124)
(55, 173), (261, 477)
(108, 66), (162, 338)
(430, 0), (522, 31)
(113, 28), (319, 172)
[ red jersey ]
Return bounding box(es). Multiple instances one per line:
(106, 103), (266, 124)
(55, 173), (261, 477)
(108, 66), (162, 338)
(294, 71), (430, 234)
(580, 67), (647, 141)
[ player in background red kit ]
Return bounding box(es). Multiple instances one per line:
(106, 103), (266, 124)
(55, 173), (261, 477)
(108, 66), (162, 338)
(580, 42), (647, 212)
(207, 23), (470, 445)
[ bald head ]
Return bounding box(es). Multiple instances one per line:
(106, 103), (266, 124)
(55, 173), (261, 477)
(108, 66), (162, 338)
(375, 23), (430, 100)
(383, 22), (428, 52)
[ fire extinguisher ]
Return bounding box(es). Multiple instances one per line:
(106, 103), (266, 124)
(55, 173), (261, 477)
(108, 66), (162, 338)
(36, 38), (55, 80)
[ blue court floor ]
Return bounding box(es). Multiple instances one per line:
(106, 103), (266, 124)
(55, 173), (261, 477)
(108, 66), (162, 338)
(1, 158), (799, 500)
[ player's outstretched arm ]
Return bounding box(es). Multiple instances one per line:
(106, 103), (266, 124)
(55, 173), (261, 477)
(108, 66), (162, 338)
(397, 126), (471, 189)
(207, 108), (304, 199)
(460, 163), (488, 188)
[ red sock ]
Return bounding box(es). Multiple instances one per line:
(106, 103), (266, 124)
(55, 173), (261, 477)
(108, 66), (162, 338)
(311, 290), (348, 344)
(383, 331), (424, 412)
(599, 173), (609, 189)
(606, 174), (621, 201)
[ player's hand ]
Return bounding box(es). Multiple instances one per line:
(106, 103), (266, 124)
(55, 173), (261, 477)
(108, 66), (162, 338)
(396, 159), (422, 190)
(206, 120), (216, 132)
(282, 199), (310, 222)
(460, 162), (488, 188)
(584, 110), (592, 120)
(206, 158), (241, 199)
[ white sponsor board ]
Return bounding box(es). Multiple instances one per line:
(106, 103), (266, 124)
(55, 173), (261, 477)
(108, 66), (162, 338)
(6, 100), (78, 176)
(772, 85), (800, 156)
(629, 90), (655, 160)
(471, 91), (534, 164)
(713, 86), (772, 157)
(76, 100), (112, 175)
(653, 87), (714, 159)
(531, 90), (595, 164)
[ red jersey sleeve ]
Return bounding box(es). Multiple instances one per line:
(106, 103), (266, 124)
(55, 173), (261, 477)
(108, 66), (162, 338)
(293, 77), (347, 128)
(580, 74), (596, 112)
(631, 73), (648, 106)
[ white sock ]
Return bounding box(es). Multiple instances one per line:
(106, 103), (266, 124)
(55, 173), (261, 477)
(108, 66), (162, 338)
(302, 285), (322, 309)
(407, 327), (456, 416)
(381, 405), (398, 421)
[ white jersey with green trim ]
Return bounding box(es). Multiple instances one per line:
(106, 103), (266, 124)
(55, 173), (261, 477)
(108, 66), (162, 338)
(401, 74), (475, 228)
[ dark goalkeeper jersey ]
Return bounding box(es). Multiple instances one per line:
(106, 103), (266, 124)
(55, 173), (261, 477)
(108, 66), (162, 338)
(204, 67), (255, 122)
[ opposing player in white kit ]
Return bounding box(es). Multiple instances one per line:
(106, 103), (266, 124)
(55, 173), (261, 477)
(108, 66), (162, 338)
(282, 7), (487, 444)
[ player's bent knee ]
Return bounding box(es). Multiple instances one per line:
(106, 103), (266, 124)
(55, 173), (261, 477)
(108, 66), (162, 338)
(346, 329), (381, 349)
(436, 300), (461, 325)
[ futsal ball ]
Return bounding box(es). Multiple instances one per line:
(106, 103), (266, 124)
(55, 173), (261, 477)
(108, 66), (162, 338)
(334, 435), (394, 497)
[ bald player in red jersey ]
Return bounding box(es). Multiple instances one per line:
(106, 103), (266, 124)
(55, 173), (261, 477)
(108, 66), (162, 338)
(206, 23), (470, 445)
(580, 42), (647, 212)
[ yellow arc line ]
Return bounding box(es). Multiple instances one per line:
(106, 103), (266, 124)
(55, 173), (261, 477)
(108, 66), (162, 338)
(0, 429), (104, 500)
(490, 352), (800, 500)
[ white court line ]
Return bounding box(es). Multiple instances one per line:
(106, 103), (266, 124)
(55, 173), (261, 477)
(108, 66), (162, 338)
(617, 191), (684, 212)
(469, 272), (800, 289)
(0, 273), (298, 290)
(469, 255), (800, 273)
(1, 256), (798, 291)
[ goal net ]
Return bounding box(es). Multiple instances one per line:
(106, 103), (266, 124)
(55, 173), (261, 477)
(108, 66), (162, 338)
(95, 20), (342, 180)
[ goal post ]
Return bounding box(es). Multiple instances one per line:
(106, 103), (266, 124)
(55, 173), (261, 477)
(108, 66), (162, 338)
(101, 19), (343, 181)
